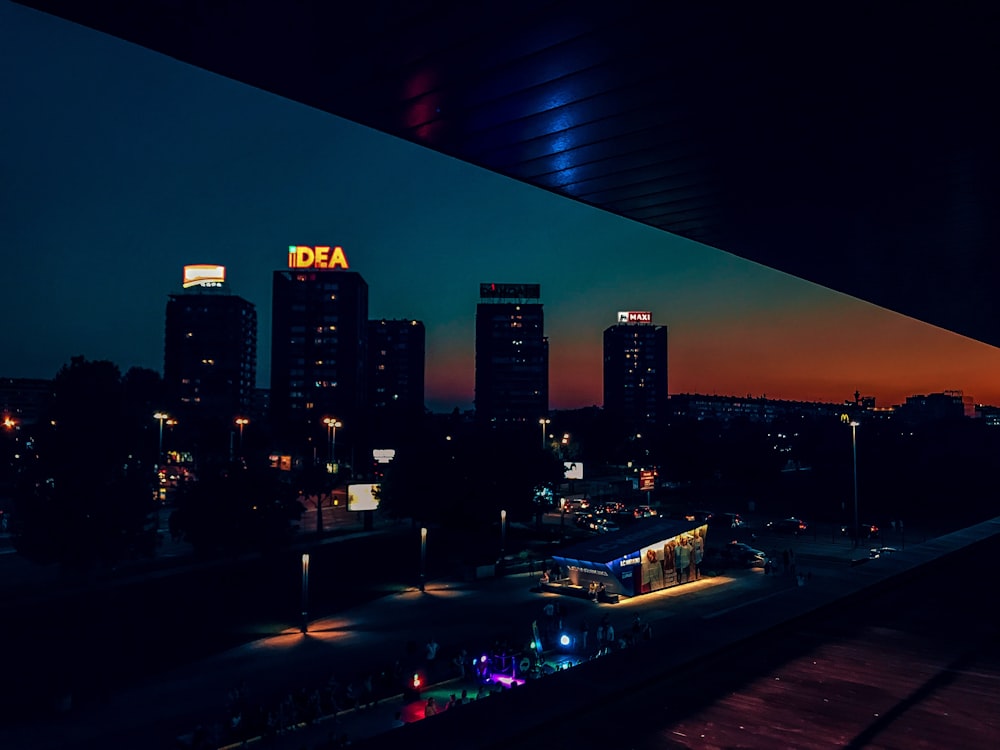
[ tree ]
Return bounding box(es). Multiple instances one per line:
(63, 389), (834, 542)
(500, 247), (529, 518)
(12, 356), (156, 570)
(378, 421), (564, 530)
(170, 463), (300, 557)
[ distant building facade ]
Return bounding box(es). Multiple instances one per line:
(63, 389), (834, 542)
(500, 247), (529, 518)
(270, 247), (368, 453)
(897, 390), (975, 423)
(163, 266), (257, 424)
(0, 377), (52, 427)
(474, 283), (548, 423)
(367, 319), (425, 414)
(670, 393), (844, 423)
(603, 314), (668, 427)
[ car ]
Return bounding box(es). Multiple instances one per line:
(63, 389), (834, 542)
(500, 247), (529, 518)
(709, 512), (744, 529)
(632, 505), (658, 519)
(564, 498), (590, 512)
(592, 501), (626, 515)
(842, 522), (880, 539)
(588, 518), (621, 534)
(704, 541), (767, 569)
(682, 509), (713, 523)
(869, 546), (898, 559)
(766, 517), (809, 535)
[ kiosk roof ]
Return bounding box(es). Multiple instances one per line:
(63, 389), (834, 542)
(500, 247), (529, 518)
(554, 519), (705, 566)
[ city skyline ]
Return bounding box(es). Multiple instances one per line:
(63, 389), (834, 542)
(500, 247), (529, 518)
(4, 2), (1000, 413)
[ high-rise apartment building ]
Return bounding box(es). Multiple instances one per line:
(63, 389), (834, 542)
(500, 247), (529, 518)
(367, 319), (425, 414)
(475, 283), (548, 423)
(270, 246), (368, 452)
(603, 312), (668, 427)
(163, 265), (257, 425)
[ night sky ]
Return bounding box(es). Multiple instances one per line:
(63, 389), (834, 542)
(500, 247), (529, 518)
(4, 2), (1000, 412)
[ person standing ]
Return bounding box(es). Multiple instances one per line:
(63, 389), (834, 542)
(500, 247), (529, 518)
(424, 696), (438, 718)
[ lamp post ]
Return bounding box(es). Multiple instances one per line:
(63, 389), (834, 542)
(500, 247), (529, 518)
(235, 417), (249, 459)
(322, 416), (342, 468)
(301, 553), (310, 633)
(850, 420), (860, 547)
(419, 527), (427, 592)
(153, 411), (170, 468)
(500, 509), (507, 560)
(538, 417), (551, 450)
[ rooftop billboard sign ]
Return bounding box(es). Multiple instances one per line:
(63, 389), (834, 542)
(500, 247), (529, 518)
(480, 283), (541, 300)
(617, 311), (652, 324)
(182, 264), (226, 288)
(288, 245), (349, 270)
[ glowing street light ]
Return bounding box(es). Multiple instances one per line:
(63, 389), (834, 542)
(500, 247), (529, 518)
(500, 509), (507, 560)
(153, 411), (170, 467)
(235, 416), (249, 455)
(322, 416), (343, 467)
(850, 420), (860, 548)
(420, 527), (428, 592)
(301, 553), (310, 633)
(538, 417), (551, 450)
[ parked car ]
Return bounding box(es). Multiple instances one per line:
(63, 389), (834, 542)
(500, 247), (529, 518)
(766, 517), (809, 535)
(869, 546), (898, 559)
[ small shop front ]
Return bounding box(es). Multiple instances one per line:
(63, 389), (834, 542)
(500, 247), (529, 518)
(550, 520), (709, 599)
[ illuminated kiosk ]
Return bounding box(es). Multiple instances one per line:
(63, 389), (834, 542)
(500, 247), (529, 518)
(550, 520), (709, 599)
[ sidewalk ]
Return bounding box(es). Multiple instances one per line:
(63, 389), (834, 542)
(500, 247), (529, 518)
(0, 517), (976, 750)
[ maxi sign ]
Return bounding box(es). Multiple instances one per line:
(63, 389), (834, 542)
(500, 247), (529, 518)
(288, 245), (349, 270)
(617, 311), (652, 324)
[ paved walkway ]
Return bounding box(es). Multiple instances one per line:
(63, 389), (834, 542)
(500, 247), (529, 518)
(0, 516), (981, 750)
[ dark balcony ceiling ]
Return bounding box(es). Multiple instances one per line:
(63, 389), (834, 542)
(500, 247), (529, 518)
(17, 1), (1000, 348)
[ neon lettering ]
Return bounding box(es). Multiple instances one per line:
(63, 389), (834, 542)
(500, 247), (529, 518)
(288, 245), (350, 270)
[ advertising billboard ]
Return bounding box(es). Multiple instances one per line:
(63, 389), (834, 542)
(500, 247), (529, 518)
(617, 310), (653, 324)
(347, 483), (380, 511)
(479, 282), (541, 300)
(183, 264), (226, 288)
(564, 462), (584, 480)
(639, 470), (656, 491)
(287, 245), (349, 270)
(372, 449), (396, 464)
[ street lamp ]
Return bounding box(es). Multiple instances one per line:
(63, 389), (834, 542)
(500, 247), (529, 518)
(322, 416), (342, 467)
(419, 527), (427, 592)
(500, 509), (507, 560)
(538, 417), (551, 450)
(301, 553), (310, 633)
(235, 417), (249, 456)
(850, 420), (860, 547)
(153, 411), (170, 467)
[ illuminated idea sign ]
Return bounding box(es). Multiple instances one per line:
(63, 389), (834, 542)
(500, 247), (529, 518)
(617, 310), (652, 324)
(288, 245), (349, 270)
(183, 264), (226, 288)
